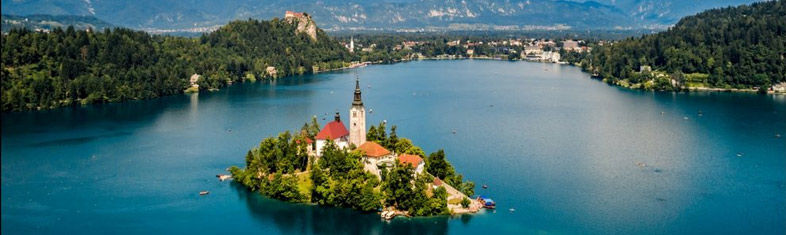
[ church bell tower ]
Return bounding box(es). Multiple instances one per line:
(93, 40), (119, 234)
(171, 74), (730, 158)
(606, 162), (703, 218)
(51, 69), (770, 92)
(349, 76), (366, 147)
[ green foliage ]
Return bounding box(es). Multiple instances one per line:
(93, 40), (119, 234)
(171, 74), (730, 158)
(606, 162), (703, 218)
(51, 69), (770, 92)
(234, 120), (473, 216)
(368, 122), (425, 156)
(460, 197), (471, 208)
(366, 121), (388, 143)
(1, 18), (352, 111)
(265, 173), (307, 202)
(382, 163), (417, 208)
(425, 149), (475, 196)
(310, 141), (382, 212)
(380, 162), (449, 216)
(229, 130), (310, 200)
(300, 115), (321, 139)
(584, 1), (786, 89)
(426, 149), (455, 180)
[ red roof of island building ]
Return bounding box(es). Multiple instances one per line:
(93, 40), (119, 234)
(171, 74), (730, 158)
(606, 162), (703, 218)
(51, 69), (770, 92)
(315, 121), (349, 140)
(357, 142), (390, 158)
(433, 178), (443, 186)
(398, 154), (423, 168)
(295, 137), (313, 144)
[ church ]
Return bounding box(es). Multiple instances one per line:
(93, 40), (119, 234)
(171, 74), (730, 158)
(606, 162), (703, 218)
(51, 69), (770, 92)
(312, 78), (424, 177)
(313, 77), (366, 156)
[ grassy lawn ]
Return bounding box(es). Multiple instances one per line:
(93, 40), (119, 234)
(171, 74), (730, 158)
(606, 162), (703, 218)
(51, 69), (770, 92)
(296, 172), (313, 199)
(685, 82), (709, 88)
(448, 197), (463, 205)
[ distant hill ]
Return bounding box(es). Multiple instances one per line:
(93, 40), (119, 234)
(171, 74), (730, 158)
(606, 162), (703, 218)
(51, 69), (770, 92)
(0, 0), (761, 31)
(1, 14), (113, 32)
(1, 17), (352, 111)
(585, 0), (785, 90)
(566, 0), (758, 27)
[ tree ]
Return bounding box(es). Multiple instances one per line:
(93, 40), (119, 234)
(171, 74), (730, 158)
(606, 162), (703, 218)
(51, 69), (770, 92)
(382, 163), (416, 208)
(461, 197), (471, 208)
(386, 125), (399, 150)
(426, 149), (455, 180)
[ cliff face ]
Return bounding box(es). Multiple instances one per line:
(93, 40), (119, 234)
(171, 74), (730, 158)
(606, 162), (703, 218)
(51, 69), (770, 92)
(285, 13), (317, 42)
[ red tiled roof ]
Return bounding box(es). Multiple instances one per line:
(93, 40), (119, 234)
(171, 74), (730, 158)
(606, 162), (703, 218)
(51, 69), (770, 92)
(315, 121), (349, 140)
(433, 178), (442, 186)
(357, 142), (390, 158)
(295, 137), (313, 144)
(398, 154), (423, 168)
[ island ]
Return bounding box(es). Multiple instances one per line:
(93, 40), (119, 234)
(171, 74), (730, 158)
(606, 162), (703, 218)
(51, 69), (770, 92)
(230, 78), (482, 218)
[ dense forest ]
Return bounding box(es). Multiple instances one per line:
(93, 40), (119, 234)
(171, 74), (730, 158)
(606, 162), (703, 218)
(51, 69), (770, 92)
(1, 18), (352, 111)
(230, 120), (475, 216)
(581, 0), (786, 91)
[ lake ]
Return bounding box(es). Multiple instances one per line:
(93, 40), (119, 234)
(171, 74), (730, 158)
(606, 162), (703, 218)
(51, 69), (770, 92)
(2, 60), (785, 234)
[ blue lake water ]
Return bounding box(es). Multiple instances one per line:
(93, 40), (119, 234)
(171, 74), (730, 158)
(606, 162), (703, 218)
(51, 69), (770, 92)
(2, 60), (785, 234)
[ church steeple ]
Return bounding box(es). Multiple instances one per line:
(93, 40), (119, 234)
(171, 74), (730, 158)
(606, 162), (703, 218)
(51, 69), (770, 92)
(349, 73), (366, 147)
(352, 76), (363, 106)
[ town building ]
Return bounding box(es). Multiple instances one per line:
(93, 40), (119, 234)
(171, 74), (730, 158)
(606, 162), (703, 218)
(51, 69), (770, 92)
(356, 141), (395, 178)
(524, 45), (543, 55)
(773, 82), (786, 93)
(398, 153), (425, 174)
(189, 74), (200, 88)
(562, 40), (580, 51)
(266, 66), (277, 77)
(314, 112), (350, 157)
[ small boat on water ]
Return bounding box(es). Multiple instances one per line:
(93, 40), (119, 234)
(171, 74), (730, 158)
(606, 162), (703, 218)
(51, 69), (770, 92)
(482, 184), (488, 189)
(199, 191), (210, 195)
(216, 174), (232, 181)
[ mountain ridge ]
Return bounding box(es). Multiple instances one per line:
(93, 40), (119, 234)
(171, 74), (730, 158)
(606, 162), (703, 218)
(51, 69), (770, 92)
(0, 0), (760, 31)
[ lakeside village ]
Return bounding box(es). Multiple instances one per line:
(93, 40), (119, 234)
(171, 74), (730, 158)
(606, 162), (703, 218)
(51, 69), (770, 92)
(189, 11), (786, 94)
(341, 34), (591, 64)
(221, 77), (497, 219)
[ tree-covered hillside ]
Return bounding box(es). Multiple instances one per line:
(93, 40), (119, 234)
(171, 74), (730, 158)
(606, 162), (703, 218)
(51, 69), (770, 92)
(1, 18), (352, 111)
(583, 0), (785, 90)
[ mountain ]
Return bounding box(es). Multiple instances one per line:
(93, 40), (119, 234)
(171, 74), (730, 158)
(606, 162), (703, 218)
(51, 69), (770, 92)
(584, 0), (785, 90)
(1, 14), (114, 32)
(567, 0), (759, 27)
(0, 0), (762, 31)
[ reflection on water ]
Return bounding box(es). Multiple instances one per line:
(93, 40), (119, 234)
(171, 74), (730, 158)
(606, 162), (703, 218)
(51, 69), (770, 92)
(231, 183), (450, 235)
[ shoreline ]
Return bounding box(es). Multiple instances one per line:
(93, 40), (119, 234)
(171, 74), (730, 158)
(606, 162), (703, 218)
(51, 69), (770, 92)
(9, 58), (782, 112)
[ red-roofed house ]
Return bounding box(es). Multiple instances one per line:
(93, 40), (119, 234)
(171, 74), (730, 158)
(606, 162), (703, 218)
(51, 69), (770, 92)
(356, 141), (395, 178)
(314, 112), (350, 156)
(295, 133), (315, 155)
(433, 178), (443, 187)
(357, 141), (390, 158)
(398, 153), (425, 174)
